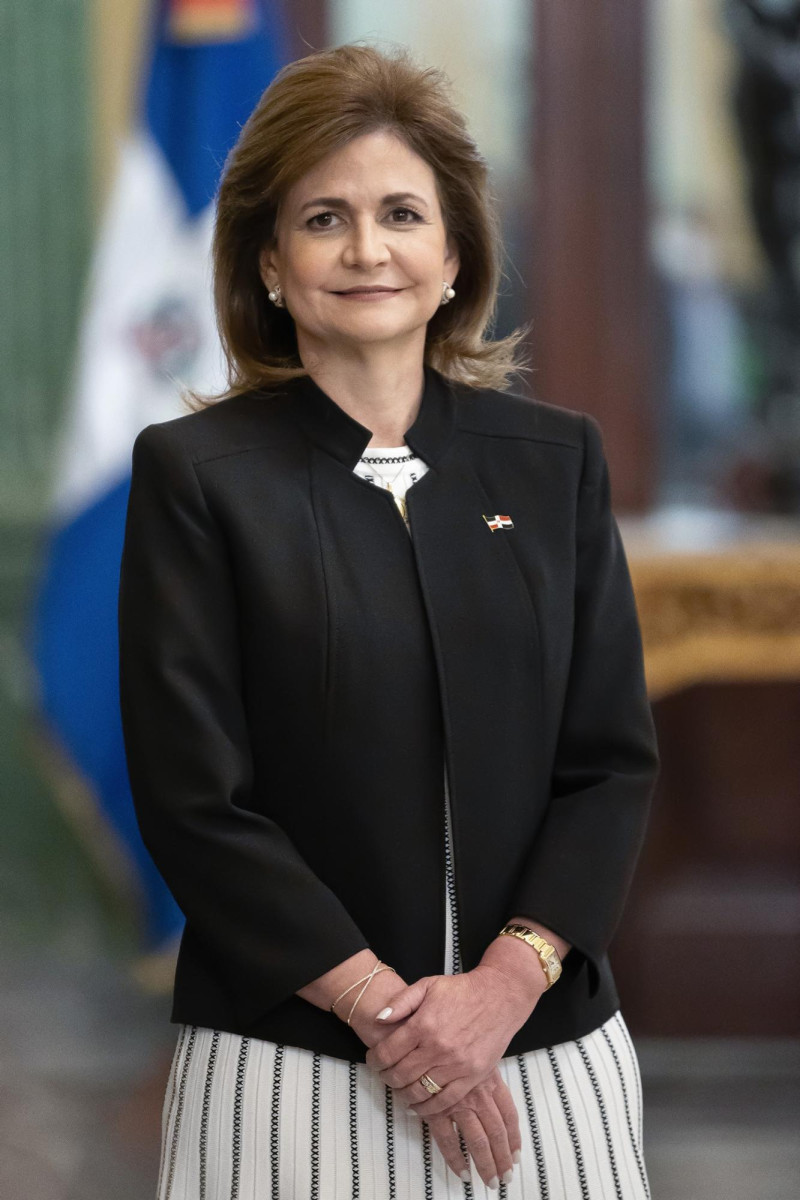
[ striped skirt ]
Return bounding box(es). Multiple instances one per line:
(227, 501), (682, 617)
(155, 1008), (650, 1199)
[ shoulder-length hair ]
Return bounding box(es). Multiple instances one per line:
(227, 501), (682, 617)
(185, 42), (530, 411)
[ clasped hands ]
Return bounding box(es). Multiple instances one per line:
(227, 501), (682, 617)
(355, 964), (547, 1190)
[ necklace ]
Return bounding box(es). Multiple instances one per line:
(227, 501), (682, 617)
(358, 452), (416, 465)
(357, 448), (418, 525)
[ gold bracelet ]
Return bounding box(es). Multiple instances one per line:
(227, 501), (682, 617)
(346, 961), (384, 1026)
(497, 924), (563, 989)
(330, 961), (396, 1021)
(330, 970), (374, 1012)
(346, 962), (397, 1026)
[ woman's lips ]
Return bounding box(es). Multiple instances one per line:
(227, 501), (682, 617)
(333, 288), (402, 300)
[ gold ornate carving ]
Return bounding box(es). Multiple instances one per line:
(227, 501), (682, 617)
(626, 542), (800, 699)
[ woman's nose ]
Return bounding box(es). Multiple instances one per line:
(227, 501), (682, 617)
(341, 219), (389, 268)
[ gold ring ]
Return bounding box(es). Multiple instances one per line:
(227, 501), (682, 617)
(419, 1073), (442, 1094)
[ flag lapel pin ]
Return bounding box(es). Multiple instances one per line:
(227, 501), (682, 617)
(482, 513), (514, 531)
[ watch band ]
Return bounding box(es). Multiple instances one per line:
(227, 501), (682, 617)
(497, 923), (563, 989)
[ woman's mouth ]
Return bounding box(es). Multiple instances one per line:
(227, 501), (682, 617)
(333, 287), (402, 299)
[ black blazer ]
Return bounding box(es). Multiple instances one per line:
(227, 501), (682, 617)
(118, 364), (659, 1063)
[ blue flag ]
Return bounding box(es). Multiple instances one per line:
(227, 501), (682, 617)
(28, 0), (291, 972)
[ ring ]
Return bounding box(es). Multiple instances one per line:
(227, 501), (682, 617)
(418, 1073), (443, 1094)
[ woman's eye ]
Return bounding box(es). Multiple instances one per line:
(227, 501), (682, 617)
(390, 207), (424, 223)
(307, 211), (338, 229)
(306, 206), (424, 230)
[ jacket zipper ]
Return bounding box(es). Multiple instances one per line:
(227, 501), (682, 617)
(443, 764), (463, 974)
(389, 487), (463, 977)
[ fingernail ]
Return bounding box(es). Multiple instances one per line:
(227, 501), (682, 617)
(502, 1168), (514, 1184)
(376, 1007), (392, 1020)
(488, 1176), (499, 1191)
(459, 1169), (471, 1183)
(512, 1149), (521, 1165)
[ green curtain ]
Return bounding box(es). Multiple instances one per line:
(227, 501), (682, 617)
(0, 0), (91, 535)
(0, 2), (123, 955)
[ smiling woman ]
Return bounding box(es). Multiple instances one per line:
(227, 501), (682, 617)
(119, 41), (659, 1200)
(255, 128), (461, 395)
(186, 42), (528, 410)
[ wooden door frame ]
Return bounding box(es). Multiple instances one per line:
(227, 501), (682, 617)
(530, 0), (659, 511)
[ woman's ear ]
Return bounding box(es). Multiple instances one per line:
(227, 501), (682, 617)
(258, 245), (277, 291)
(444, 236), (460, 286)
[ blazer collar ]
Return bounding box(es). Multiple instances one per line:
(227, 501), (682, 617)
(285, 363), (458, 470)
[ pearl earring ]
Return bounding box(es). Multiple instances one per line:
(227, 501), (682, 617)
(440, 282), (456, 306)
(268, 283), (285, 307)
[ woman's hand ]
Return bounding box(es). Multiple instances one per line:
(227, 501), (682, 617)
(353, 994), (521, 1189)
(425, 1066), (521, 1190)
(363, 964), (545, 1118)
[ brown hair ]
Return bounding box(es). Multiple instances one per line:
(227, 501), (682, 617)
(184, 42), (530, 411)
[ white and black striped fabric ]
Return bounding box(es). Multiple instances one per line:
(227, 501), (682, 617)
(154, 450), (652, 1198)
(156, 1008), (650, 1199)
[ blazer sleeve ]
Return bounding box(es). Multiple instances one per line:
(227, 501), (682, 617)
(118, 421), (371, 1027)
(506, 413), (660, 997)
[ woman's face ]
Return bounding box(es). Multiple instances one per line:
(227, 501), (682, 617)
(260, 129), (460, 361)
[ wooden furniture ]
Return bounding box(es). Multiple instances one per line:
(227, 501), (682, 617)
(622, 511), (800, 699)
(613, 512), (800, 1035)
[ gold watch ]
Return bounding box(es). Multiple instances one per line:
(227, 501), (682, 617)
(498, 923), (563, 989)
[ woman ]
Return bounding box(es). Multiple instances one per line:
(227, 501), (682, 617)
(118, 43), (659, 1199)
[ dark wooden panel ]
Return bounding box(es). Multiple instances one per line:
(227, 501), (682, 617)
(530, 0), (659, 510)
(612, 682), (800, 1035)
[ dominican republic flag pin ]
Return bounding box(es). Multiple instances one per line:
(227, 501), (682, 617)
(483, 514), (514, 531)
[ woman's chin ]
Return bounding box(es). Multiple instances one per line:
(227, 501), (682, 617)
(306, 319), (430, 351)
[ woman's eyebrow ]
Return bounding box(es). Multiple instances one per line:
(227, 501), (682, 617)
(299, 192), (430, 212)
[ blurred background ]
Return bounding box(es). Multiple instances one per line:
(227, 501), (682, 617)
(2, 0), (799, 1196)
